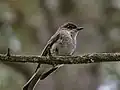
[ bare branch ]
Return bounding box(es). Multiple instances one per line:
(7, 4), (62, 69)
(0, 53), (120, 65)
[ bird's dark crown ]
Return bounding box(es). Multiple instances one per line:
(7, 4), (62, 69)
(62, 22), (77, 30)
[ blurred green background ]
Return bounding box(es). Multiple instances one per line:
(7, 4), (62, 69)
(0, 0), (120, 90)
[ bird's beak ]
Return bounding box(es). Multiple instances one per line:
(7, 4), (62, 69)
(77, 27), (84, 31)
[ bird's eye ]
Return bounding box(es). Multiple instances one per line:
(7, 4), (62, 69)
(67, 25), (70, 28)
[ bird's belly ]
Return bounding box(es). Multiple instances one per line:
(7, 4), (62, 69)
(59, 44), (73, 55)
(51, 41), (75, 56)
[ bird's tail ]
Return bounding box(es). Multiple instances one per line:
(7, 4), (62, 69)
(40, 64), (64, 80)
(22, 64), (63, 90)
(35, 63), (40, 72)
(22, 68), (42, 90)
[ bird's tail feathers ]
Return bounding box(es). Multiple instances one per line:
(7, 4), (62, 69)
(22, 68), (41, 90)
(40, 64), (64, 80)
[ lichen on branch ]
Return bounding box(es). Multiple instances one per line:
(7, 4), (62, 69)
(0, 53), (120, 65)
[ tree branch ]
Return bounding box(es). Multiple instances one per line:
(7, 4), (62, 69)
(0, 53), (120, 65)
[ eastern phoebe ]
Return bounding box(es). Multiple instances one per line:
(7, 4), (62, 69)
(23, 22), (83, 90)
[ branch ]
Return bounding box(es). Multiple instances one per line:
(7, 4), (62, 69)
(0, 53), (120, 65)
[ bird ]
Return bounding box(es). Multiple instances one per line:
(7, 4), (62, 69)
(22, 22), (83, 90)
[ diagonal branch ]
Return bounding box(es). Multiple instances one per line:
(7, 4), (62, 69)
(0, 53), (120, 65)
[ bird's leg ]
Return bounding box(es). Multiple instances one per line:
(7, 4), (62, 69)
(47, 48), (57, 67)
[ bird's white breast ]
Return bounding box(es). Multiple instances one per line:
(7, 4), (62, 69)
(51, 30), (76, 56)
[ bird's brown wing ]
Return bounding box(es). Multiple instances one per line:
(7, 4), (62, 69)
(35, 32), (60, 72)
(41, 32), (60, 56)
(23, 32), (61, 90)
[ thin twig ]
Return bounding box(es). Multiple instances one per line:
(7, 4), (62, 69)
(6, 48), (11, 56)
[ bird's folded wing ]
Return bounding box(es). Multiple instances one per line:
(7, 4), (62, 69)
(41, 31), (60, 56)
(35, 31), (60, 72)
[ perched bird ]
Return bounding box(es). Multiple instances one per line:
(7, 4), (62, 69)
(23, 22), (83, 90)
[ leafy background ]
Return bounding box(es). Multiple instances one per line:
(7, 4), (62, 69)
(0, 0), (120, 90)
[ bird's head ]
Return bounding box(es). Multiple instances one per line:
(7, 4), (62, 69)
(62, 22), (83, 31)
(60, 22), (84, 37)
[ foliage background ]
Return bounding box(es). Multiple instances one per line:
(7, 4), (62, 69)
(0, 0), (120, 90)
